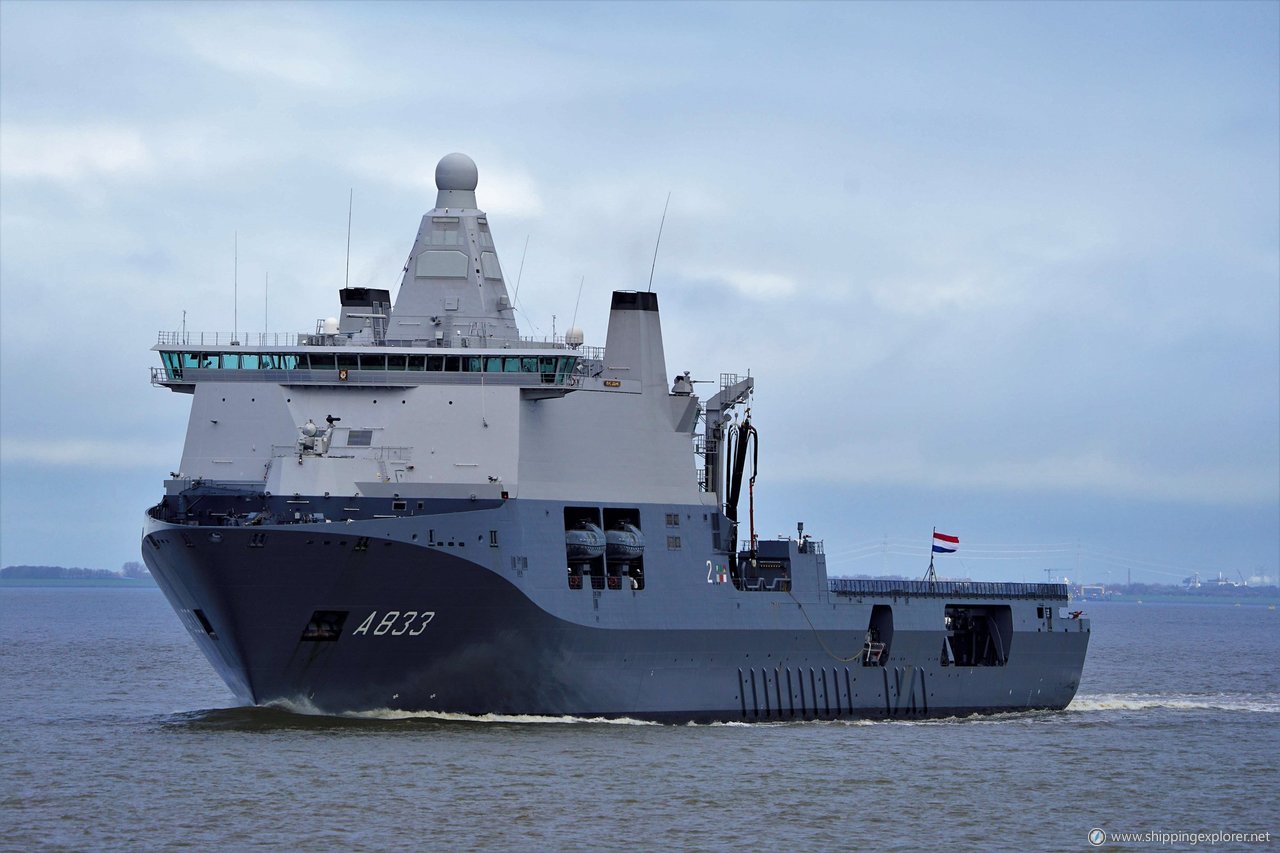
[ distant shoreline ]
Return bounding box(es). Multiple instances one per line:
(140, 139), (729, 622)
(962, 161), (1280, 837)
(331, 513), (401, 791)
(1081, 594), (1279, 607)
(0, 578), (157, 589)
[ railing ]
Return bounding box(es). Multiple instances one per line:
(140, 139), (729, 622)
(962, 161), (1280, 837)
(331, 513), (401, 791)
(157, 331), (306, 347)
(270, 444), (412, 461)
(156, 331), (604, 360)
(151, 366), (424, 387)
(740, 538), (826, 556)
(151, 366), (576, 388)
(828, 579), (1070, 600)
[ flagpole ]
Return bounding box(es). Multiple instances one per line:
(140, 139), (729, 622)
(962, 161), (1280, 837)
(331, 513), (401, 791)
(925, 526), (937, 583)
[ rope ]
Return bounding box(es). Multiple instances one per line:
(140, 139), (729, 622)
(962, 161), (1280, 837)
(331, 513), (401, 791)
(786, 589), (864, 663)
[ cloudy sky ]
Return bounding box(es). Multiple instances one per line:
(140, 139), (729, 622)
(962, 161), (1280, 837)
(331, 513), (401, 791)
(1, 0), (1276, 584)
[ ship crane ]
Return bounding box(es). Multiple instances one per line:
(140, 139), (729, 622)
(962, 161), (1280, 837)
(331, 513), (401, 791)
(701, 374), (753, 550)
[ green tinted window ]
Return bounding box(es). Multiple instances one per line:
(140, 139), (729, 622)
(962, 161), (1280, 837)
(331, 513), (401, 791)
(360, 354), (386, 370)
(276, 354), (300, 370)
(387, 355), (407, 371)
(426, 356), (444, 371)
(407, 355), (426, 371)
(308, 353), (336, 370)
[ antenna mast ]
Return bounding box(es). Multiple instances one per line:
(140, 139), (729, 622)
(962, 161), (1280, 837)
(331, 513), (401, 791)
(344, 188), (353, 289)
(513, 235), (530, 302)
(647, 192), (671, 293)
(232, 231), (239, 345)
(571, 275), (584, 331)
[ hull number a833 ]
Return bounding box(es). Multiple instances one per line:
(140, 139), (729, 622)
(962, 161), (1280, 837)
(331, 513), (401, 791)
(352, 610), (436, 637)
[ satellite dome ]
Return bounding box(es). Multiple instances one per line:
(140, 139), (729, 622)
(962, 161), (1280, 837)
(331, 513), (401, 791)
(436, 153), (478, 191)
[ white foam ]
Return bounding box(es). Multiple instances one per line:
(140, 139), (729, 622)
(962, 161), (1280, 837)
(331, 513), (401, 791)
(262, 698), (660, 725)
(346, 708), (661, 726)
(259, 693), (1276, 724)
(1068, 692), (1280, 714)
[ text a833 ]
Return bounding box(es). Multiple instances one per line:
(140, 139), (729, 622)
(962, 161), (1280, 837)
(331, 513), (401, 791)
(352, 610), (435, 637)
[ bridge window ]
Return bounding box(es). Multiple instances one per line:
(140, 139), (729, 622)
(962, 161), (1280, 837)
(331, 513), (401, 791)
(160, 352), (181, 377)
(261, 354), (291, 369)
(162, 348), (575, 380)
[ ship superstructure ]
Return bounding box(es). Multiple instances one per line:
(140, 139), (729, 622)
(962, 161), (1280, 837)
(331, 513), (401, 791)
(143, 154), (1089, 721)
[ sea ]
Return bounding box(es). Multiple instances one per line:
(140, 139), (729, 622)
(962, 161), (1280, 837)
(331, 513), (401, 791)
(2, 587), (1276, 853)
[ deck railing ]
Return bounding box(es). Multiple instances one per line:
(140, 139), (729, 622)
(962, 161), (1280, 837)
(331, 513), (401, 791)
(156, 331), (603, 360)
(828, 578), (1069, 600)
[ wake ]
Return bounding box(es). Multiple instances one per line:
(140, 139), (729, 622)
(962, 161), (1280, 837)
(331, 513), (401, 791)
(1068, 692), (1279, 714)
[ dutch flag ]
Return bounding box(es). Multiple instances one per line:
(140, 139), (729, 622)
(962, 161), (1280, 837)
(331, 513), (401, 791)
(932, 531), (959, 554)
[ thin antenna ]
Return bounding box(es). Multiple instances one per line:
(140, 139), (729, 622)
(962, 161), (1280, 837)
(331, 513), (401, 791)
(647, 191), (671, 293)
(570, 275), (585, 331)
(264, 272), (269, 337)
(344, 188), (353, 289)
(513, 235), (530, 302)
(233, 231), (238, 345)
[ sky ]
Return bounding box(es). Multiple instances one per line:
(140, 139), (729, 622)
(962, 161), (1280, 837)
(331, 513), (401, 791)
(1, 0), (1277, 585)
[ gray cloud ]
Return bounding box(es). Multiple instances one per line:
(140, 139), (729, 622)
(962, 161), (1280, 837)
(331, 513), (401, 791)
(1, 1), (1275, 578)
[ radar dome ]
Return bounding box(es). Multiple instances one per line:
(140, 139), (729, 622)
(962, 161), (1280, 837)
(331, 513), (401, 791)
(565, 327), (584, 348)
(436, 153), (478, 191)
(322, 317), (340, 335)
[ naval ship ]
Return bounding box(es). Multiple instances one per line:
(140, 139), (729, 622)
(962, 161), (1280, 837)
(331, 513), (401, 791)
(143, 153), (1089, 722)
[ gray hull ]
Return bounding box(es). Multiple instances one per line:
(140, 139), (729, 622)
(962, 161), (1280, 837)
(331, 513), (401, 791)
(142, 501), (1089, 722)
